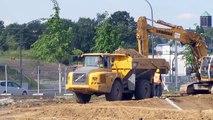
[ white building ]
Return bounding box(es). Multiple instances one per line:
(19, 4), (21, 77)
(152, 42), (190, 89)
(155, 42), (186, 55)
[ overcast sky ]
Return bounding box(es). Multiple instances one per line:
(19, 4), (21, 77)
(1, 0), (212, 29)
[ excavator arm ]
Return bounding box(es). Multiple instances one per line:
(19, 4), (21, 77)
(136, 16), (207, 74)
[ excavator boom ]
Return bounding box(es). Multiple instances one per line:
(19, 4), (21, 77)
(136, 16), (207, 73)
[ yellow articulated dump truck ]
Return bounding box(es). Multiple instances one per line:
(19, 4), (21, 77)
(66, 49), (169, 103)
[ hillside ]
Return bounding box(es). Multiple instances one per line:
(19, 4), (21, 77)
(0, 58), (74, 89)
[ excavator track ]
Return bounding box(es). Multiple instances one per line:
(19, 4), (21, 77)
(179, 82), (197, 96)
(180, 81), (213, 96)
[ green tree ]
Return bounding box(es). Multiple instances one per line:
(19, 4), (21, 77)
(204, 28), (213, 52)
(92, 20), (113, 52)
(195, 25), (204, 34)
(182, 45), (194, 67)
(93, 11), (136, 53)
(1, 23), (22, 51)
(0, 20), (5, 50)
(109, 11), (135, 28)
(31, 0), (74, 63)
(96, 11), (109, 26)
(25, 20), (44, 49)
(74, 18), (96, 52)
(109, 11), (136, 49)
(0, 20), (4, 33)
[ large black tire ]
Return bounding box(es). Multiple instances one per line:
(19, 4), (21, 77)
(122, 93), (133, 100)
(135, 80), (151, 100)
(150, 84), (154, 98)
(22, 91), (27, 95)
(105, 80), (123, 101)
(75, 92), (91, 104)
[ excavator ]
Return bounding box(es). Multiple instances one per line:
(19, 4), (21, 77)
(136, 16), (213, 95)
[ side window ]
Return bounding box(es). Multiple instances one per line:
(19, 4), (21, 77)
(0, 82), (5, 86)
(104, 56), (110, 68)
(7, 82), (12, 87)
(111, 56), (115, 63)
(12, 82), (19, 88)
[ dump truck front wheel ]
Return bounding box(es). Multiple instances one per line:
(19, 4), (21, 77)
(135, 80), (151, 100)
(75, 92), (91, 104)
(106, 80), (123, 101)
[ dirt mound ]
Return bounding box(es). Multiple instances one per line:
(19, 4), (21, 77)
(1, 94), (213, 120)
(114, 48), (144, 58)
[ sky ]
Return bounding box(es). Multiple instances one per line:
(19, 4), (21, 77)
(0, 0), (213, 29)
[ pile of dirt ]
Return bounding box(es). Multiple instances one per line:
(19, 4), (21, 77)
(114, 48), (144, 58)
(1, 94), (213, 120)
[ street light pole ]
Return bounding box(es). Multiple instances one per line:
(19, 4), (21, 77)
(145, 0), (154, 58)
(175, 41), (178, 91)
(19, 34), (23, 87)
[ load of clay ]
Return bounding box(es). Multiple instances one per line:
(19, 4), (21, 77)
(114, 48), (144, 58)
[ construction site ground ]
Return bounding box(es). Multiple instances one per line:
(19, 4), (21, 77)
(0, 94), (213, 120)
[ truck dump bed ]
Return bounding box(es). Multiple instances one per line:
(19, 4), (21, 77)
(114, 48), (170, 74)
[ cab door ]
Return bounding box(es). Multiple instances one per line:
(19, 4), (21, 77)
(210, 57), (213, 79)
(104, 56), (116, 87)
(201, 56), (213, 80)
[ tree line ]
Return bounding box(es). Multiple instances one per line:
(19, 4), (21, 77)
(0, 0), (212, 65)
(0, 11), (138, 57)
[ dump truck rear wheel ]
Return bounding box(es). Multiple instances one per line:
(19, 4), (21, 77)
(135, 80), (151, 100)
(75, 92), (91, 104)
(122, 93), (133, 100)
(105, 80), (123, 101)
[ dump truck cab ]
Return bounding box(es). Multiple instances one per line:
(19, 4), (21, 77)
(66, 53), (128, 103)
(66, 53), (118, 93)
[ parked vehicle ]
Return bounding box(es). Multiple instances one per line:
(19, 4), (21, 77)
(0, 81), (28, 95)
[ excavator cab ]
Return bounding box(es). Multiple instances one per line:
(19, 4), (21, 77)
(200, 56), (213, 81)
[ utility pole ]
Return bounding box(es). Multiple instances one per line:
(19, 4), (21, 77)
(175, 41), (178, 91)
(19, 34), (23, 87)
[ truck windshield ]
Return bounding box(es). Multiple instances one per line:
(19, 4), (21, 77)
(84, 56), (101, 67)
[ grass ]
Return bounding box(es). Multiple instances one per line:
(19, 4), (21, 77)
(0, 50), (35, 59)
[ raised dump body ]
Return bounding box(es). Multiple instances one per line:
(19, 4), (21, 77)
(66, 51), (169, 103)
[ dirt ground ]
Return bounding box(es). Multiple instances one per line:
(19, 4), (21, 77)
(1, 94), (213, 120)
